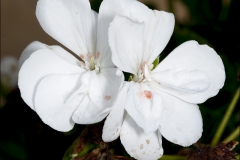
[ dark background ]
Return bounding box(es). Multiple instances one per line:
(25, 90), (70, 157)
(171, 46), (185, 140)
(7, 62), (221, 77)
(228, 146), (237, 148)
(1, 0), (239, 159)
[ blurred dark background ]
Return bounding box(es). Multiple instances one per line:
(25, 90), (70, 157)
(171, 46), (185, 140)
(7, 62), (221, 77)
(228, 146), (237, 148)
(1, 0), (239, 159)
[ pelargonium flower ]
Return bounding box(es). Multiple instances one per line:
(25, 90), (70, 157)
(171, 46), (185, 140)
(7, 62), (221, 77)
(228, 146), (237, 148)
(18, 0), (124, 132)
(102, 0), (225, 159)
(1, 56), (19, 91)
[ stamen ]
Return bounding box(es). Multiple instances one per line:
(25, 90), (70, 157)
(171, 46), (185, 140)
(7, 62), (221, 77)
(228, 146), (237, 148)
(80, 61), (86, 67)
(80, 54), (85, 60)
(135, 61), (153, 82)
(88, 53), (93, 59)
(144, 90), (152, 99)
(79, 52), (101, 72)
(96, 52), (100, 58)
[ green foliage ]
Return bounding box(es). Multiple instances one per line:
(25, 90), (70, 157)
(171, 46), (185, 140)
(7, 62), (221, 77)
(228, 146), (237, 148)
(0, 132), (28, 160)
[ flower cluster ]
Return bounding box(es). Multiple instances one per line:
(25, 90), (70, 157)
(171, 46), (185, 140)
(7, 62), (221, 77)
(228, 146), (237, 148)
(18, 0), (225, 159)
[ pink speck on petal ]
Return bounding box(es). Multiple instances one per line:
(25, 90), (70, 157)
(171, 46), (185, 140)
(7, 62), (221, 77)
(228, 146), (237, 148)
(96, 52), (100, 58)
(88, 53), (93, 58)
(104, 96), (111, 100)
(144, 90), (152, 99)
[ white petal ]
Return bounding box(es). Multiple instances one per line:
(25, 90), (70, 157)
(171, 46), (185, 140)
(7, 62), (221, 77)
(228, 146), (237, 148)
(99, 0), (174, 66)
(34, 74), (83, 132)
(98, 0), (148, 39)
(102, 82), (131, 142)
(71, 72), (111, 124)
(152, 41), (225, 103)
(153, 90), (203, 147)
(120, 114), (163, 160)
(96, 48), (115, 68)
(97, 0), (150, 68)
(89, 68), (124, 110)
(19, 41), (46, 68)
(48, 45), (81, 65)
(152, 69), (210, 93)
(36, 0), (97, 56)
(109, 16), (144, 74)
(97, 0), (134, 68)
(72, 94), (111, 124)
(142, 11), (174, 64)
(125, 83), (164, 134)
(18, 46), (84, 110)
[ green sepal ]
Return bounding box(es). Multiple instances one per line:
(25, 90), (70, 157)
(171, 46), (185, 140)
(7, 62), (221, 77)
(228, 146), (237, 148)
(128, 75), (133, 81)
(152, 56), (160, 70)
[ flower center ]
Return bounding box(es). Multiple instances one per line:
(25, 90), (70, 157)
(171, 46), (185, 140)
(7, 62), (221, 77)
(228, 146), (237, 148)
(79, 52), (100, 73)
(133, 61), (153, 82)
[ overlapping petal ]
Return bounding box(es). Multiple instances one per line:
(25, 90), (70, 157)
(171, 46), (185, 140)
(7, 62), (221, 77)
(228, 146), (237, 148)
(142, 11), (174, 64)
(152, 69), (210, 93)
(98, 0), (150, 32)
(125, 83), (164, 134)
(89, 68), (124, 110)
(34, 74), (83, 132)
(109, 16), (144, 74)
(71, 71), (113, 124)
(72, 94), (111, 124)
(97, 0), (136, 68)
(19, 41), (47, 68)
(102, 0), (174, 66)
(152, 41), (225, 104)
(120, 114), (163, 160)
(152, 90), (203, 147)
(36, 0), (97, 56)
(18, 45), (85, 110)
(102, 82), (132, 142)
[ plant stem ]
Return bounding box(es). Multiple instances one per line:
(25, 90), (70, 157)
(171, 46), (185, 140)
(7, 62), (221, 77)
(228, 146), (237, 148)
(211, 88), (240, 146)
(237, 155), (240, 160)
(159, 155), (187, 160)
(75, 142), (98, 157)
(223, 125), (240, 142)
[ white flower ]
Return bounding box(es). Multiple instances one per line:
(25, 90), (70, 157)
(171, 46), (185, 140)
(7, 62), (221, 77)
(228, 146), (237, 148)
(18, 0), (124, 132)
(1, 56), (19, 91)
(101, 0), (225, 159)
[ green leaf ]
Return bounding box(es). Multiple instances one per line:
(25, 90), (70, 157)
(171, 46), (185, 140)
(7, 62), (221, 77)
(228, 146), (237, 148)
(0, 141), (28, 160)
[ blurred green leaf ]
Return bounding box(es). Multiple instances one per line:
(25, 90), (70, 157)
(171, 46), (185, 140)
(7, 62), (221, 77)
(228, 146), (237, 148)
(173, 25), (211, 46)
(0, 141), (28, 160)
